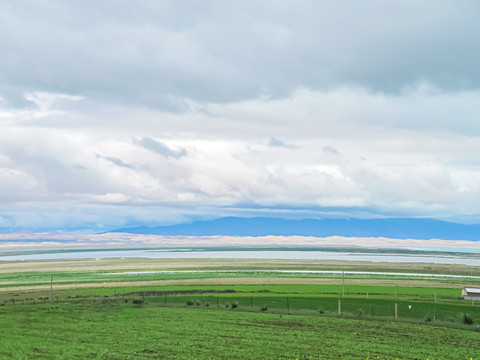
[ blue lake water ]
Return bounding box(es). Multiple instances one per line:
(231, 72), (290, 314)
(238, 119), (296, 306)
(1, 249), (479, 266)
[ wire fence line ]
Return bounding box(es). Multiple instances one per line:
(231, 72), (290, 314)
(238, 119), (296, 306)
(2, 290), (479, 325)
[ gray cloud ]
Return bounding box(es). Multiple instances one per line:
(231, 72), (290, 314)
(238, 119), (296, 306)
(268, 137), (299, 149)
(1, 1), (480, 232)
(1, 1), (480, 110)
(135, 137), (187, 159)
(100, 156), (133, 169)
(323, 146), (340, 155)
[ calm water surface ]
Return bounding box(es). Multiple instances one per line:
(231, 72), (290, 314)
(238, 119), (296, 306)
(1, 249), (479, 266)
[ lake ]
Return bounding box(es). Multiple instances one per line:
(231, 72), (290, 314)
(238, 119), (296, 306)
(1, 248), (479, 266)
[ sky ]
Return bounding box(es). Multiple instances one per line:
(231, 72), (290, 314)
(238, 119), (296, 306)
(1, 1), (480, 233)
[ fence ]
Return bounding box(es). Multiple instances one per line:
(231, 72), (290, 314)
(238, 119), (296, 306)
(3, 290), (477, 325)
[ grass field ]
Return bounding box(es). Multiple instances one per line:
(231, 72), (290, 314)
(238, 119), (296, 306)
(1, 301), (479, 360)
(1, 257), (480, 359)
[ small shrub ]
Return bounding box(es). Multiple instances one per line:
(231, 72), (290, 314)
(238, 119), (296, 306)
(318, 308), (324, 314)
(186, 300), (194, 306)
(133, 299), (143, 306)
(225, 303), (230, 308)
(231, 303), (238, 309)
(205, 303), (210, 307)
(355, 308), (364, 317)
(195, 301), (201, 306)
(261, 306), (268, 312)
(463, 314), (474, 325)
(424, 316), (433, 322)
(124, 299), (128, 303)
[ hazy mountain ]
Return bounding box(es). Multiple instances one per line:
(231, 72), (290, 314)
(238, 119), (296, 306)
(111, 217), (480, 241)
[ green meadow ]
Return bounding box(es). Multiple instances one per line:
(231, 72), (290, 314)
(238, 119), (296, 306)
(1, 258), (480, 359)
(0, 301), (479, 360)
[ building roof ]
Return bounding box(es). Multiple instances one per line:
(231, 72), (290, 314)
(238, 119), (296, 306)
(464, 288), (480, 294)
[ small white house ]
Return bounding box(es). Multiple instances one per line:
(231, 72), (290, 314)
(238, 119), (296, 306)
(462, 287), (480, 301)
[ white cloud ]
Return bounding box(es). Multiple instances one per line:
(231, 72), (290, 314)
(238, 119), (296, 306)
(1, 1), (480, 231)
(1, 84), (479, 231)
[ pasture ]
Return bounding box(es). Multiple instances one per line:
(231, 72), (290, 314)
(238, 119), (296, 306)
(1, 257), (480, 359)
(1, 300), (479, 359)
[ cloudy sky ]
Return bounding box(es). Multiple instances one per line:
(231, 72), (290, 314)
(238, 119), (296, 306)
(1, 1), (480, 232)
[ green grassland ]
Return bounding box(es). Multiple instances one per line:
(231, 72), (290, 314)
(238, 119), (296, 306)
(1, 266), (480, 291)
(1, 257), (480, 359)
(1, 301), (479, 360)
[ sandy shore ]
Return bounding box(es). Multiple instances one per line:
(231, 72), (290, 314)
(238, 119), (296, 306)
(1, 233), (479, 254)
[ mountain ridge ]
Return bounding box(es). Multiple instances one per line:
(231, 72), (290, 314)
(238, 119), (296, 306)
(111, 217), (480, 241)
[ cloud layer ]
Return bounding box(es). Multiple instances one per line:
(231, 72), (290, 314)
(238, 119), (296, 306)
(1, 1), (480, 232)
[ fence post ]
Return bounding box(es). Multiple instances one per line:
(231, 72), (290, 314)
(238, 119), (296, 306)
(338, 299), (341, 315)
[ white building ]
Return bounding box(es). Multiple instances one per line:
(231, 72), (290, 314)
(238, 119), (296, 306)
(462, 287), (480, 301)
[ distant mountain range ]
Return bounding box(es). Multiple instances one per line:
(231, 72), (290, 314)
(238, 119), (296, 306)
(111, 217), (480, 241)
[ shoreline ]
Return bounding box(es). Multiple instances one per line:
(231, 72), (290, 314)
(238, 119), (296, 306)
(0, 233), (479, 254)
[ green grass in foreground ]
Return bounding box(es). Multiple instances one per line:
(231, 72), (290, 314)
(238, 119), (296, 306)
(1, 301), (479, 360)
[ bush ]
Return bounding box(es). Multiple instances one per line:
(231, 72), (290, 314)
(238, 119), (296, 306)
(318, 308), (324, 314)
(463, 314), (474, 325)
(231, 303), (238, 309)
(261, 306), (268, 312)
(186, 300), (195, 306)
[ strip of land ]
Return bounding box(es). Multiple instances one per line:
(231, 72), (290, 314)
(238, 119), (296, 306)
(1, 233), (480, 253)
